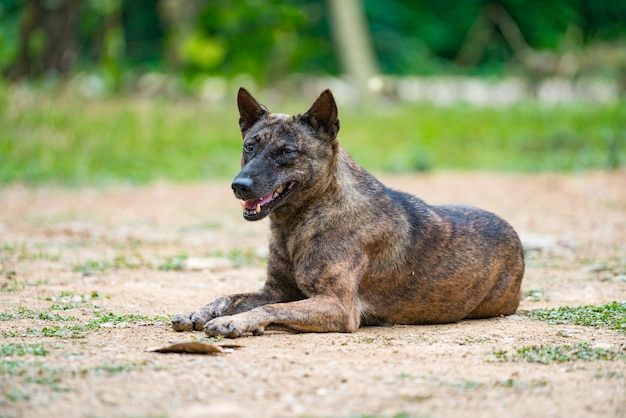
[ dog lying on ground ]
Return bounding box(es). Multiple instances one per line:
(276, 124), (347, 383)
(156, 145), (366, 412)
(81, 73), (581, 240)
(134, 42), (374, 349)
(171, 88), (525, 338)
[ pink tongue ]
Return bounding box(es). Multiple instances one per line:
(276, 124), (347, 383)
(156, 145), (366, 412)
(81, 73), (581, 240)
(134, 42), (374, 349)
(245, 192), (274, 210)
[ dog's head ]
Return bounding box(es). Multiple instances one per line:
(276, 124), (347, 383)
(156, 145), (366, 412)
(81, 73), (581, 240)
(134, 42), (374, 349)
(232, 88), (340, 221)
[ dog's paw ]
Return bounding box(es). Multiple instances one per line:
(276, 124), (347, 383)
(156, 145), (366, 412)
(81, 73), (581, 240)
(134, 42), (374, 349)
(171, 297), (234, 332)
(171, 310), (210, 332)
(204, 315), (265, 339)
(171, 311), (194, 331)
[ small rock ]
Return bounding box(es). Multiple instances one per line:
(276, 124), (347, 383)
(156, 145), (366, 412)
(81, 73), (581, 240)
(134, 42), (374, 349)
(591, 342), (614, 350)
(519, 233), (558, 252)
(519, 232), (576, 252)
(583, 264), (611, 273)
(183, 257), (233, 272)
(557, 329), (582, 337)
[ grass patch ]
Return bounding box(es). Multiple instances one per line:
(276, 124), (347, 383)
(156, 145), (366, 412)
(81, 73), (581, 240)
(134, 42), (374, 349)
(74, 259), (114, 275)
(190, 334), (225, 343)
(0, 306), (77, 322)
(214, 248), (267, 268)
(6, 309), (165, 339)
(523, 289), (548, 302)
(1, 89), (624, 184)
(74, 256), (150, 275)
(353, 334), (394, 344)
(524, 301), (626, 331)
(1, 243), (59, 291)
(0, 360), (72, 398)
(158, 253), (188, 271)
(92, 362), (140, 375)
(1, 343), (48, 357)
(491, 342), (626, 364)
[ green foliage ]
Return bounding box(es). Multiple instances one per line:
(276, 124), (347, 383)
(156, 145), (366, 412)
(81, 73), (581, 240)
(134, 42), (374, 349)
(185, 0), (335, 82)
(0, 0), (19, 74)
(2, 0), (626, 80)
(526, 301), (626, 331)
(492, 342), (626, 364)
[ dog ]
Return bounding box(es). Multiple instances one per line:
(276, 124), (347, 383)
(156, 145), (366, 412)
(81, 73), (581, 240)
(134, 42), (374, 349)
(171, 88), (525, 338)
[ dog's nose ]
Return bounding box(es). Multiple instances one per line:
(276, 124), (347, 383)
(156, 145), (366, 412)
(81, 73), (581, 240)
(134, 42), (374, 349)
(231, 176), (254, 199)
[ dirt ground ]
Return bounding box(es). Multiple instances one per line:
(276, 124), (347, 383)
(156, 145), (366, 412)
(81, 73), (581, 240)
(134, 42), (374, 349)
(1, 171), (625, 418)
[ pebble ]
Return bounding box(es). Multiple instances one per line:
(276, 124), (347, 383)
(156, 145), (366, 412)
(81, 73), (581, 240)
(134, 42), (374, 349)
(591, 342), (614, 350)
(557, 329), (582, 337)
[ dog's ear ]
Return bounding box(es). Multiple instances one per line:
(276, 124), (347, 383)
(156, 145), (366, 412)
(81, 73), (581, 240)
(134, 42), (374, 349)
(303, 89), (340, 139)
(237, 87), (268, 135)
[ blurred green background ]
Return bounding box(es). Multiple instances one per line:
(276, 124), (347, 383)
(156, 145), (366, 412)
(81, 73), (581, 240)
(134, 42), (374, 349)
(0, 0), (625, 184)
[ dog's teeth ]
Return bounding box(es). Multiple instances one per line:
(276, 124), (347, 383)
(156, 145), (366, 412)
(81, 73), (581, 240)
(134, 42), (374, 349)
(240, 201), (246, 209)
(276, 185), (285, 194)
(256, 203), (261, 213)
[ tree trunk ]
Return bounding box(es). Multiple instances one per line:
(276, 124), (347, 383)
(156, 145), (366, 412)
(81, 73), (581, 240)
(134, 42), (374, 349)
(10, 0), (81, 80)
(327, 0), (380, 100)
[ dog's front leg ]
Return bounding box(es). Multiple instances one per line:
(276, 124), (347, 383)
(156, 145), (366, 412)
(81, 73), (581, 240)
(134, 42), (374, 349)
(204, 295), (360, 338)
(204, 251), (367, 338)
(171, 279), (299, 331)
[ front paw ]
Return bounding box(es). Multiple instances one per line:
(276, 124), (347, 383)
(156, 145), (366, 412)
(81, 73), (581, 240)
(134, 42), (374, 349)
(204, 315), (265, 338)
(171, 311), (209, 331)
(171, 297), (233, 332)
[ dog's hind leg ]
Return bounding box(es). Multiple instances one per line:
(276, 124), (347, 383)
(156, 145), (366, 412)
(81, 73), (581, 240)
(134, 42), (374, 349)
(466, 266), (524, 319)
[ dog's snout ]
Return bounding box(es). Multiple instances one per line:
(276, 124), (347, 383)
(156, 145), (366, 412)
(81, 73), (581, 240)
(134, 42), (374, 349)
(231, 176), (254, 199)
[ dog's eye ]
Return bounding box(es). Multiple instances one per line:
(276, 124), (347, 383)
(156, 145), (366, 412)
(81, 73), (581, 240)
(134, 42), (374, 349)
(281, 148), (296, 155)
(243, 144), (254, 153)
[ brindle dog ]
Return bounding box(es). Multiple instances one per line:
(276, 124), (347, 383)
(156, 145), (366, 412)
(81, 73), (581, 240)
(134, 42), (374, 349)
(171, 88), (525, 338)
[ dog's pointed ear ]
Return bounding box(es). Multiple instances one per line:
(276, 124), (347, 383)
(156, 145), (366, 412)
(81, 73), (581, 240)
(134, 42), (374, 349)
(237, 87), (268, 135)
(303, 89), (340, 139)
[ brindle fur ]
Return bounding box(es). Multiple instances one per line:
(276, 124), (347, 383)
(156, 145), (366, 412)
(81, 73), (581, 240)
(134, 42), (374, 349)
(171, 88), (525, 338)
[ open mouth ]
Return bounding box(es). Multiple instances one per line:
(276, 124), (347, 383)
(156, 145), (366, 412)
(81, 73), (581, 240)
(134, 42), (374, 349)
(241, 181), (297, 220)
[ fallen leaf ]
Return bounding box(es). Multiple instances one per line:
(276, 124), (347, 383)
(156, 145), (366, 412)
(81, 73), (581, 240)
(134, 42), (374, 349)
(147, 341), (240, 355)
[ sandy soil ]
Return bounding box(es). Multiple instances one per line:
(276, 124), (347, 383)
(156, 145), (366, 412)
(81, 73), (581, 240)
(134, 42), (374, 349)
(1, 171), (625, 418)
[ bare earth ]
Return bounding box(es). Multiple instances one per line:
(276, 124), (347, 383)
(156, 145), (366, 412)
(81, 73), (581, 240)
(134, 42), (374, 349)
(1, 171), (625, 418)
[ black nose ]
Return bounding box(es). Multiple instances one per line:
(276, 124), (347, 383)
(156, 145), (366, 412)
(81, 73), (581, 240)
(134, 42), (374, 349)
(231, 175), (254, 199)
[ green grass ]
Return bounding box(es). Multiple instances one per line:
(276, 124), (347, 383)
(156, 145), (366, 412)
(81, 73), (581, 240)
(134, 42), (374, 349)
(1, 305), (165, 339)
(158, 253), (188, 271)
(0, 306), (77, 322)
(492, 342), (626, 364)
(1, 343), (48, 357)
(1, 87), (624, 184)
(525, 301), (626, 331)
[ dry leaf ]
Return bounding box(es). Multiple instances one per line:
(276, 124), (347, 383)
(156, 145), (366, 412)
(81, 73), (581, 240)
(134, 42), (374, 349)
(148, 341), (236, 355)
